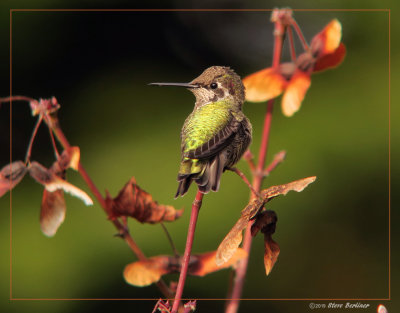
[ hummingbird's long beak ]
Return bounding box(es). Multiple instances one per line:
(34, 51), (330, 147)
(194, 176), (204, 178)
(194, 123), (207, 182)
(148, 82), (199, 88)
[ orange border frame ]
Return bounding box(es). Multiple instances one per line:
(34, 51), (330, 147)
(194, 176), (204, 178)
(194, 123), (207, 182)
(9, 8), (391, 303)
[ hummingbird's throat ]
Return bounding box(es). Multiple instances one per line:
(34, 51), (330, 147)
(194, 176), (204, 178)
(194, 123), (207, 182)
(192, 87), (229, 108)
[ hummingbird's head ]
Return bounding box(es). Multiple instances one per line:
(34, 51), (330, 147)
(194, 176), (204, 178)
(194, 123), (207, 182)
(149, 66), (245, 109)
(189, 66), (245, 109)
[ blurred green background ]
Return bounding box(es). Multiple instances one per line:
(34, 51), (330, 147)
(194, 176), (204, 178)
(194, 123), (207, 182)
(0, 1), (398, 313)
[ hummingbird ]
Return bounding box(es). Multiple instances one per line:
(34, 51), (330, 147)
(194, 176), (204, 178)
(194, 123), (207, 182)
(151, 66), (252, 198)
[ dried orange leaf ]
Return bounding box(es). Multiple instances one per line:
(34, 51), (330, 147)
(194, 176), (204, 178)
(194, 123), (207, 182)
(50, 147), (81, 174)
(250, 210), (280, 275)
(0, 161), (27, 197)
(29, 162), (93, 205)
(313, 43), (346, 73)
(190, 248), (247, 276)
(216, 214), (252, 266)
(123, 256), (172, 287)
(243, 67), (286, 102)
(311, 19), (342, 57)
(260, 176), (317, 200)
(217, 176), (316, 265)
(264, 235), (280, 275)
(108, 177), (182, 223)
(40, 189), (66, 237)
(281, 71), (311, 117)
(57, 147), (80, 171)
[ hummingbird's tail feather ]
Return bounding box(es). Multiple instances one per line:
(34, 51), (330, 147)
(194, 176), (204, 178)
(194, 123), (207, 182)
(175, 175), (193, 198)
(176, 154), (227, 197)
(207, 153), (226, 193)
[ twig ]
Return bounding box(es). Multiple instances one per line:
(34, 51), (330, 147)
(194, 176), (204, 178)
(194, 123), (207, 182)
(24, 116), (43, 164)
(161, 222), (180, 258)
(48, 128), (60, 159)
(264, 150), (286, 176)
(171, 190), (204, 313)
(287, 26), (297, 61)
(291, 19), (310, 51)
(227, 167), (261, 198)
(0, 95), (36, 104)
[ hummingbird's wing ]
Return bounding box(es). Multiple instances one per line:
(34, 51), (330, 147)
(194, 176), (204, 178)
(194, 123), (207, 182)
(184, 113), (241, 160)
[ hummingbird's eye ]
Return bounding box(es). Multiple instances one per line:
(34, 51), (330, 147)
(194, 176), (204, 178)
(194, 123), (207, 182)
(210, 83), (218, 89)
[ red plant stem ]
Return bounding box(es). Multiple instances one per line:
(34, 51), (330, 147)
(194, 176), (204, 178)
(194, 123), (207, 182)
(49, 116), (173, 299)
(171, 190), (204, 313)
(24, 115), (43, 164)
(291, 19), (310, 51)
(0, 95), (36, 104)
(48, 128), (60, 159)
(161, 222), (180, 257)
(225, 16), (285, 313)
(287, 26), (297, 61)
(264, 150), (286, 176)
(228, 167), (261, 198)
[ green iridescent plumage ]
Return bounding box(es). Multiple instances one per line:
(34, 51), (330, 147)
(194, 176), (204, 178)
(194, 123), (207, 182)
(173, 66), (252, 197)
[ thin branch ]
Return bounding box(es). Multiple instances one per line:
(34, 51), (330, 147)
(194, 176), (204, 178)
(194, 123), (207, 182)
(160, 222), (179, 258)
(24, 116), (43, 164)
(227, 167), (261, 198)
(171, 190), (204, 313)
(287, 26), (297, 61)
(291, 19), (310, 51)
(48, 128), (60, 159)
(0, 95), (36, 104)
(264, 150), (286, 176)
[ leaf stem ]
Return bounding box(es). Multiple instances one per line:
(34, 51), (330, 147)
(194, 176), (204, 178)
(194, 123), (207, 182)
(287, 26), (297, 61)
(171, 190), (204, 313)
(161, 222), (180, 258)
(228, 167), (261, 198)
(48, 128), (60, 159)
(291, 19), (310, 51)
(24, 116), (43, 164)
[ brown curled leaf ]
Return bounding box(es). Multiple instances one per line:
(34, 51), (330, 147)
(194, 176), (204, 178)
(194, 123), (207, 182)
(40, 189), (66, 237)
(107, 177), (183, 223)
(215, 214), (252, 266)
(28, 161), (93, 205)
(259, 176), (317, 201)
(0, 161), (27, 197)
(216, 176), (316, 266)
(250, 210), (280, 275)
(263, 234), (280, 275)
